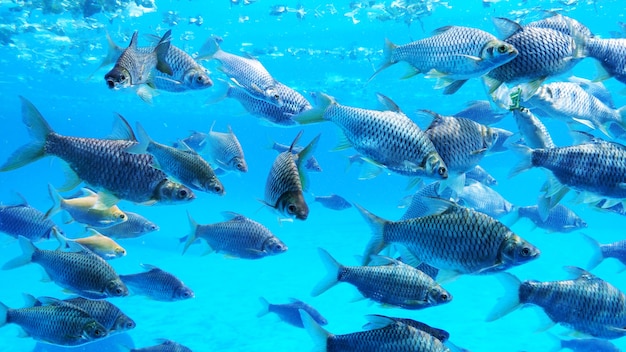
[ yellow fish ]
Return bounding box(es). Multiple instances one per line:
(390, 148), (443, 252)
(45, 185), (127, 228)
(54, 229), (126, 260)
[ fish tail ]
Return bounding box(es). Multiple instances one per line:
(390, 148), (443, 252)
(182, 212), (199, 255)
(44, 184), (64, 220)
(580, 233), (604, 270)
(485, 273), (522, 322)
(51, 227), (70, 251)
(154, 29), (173, 75)
(197, 36), (221, 61)
(354, 204), (388, 265)
(256, 297), (270, 317)
(294, 93), (333, 125)
(368, 38), (397, 82)
(299, 309), (330, 352)
(311, 248), (342, 297)
(2, 236), (36, 270)
(616, 106), (626, 132)
(125, 122), (152, 154)
(0, 301), (7, 327)
(508, 144), (534, 178)
(0, 97), (53, 172)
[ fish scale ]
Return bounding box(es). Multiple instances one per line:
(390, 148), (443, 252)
(152, 44), (212, 92)
(587, 38), (626, 84)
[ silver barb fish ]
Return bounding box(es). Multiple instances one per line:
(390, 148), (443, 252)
(203, 123), (248, 174)
(487, 267), (626, 339)
(201, 37), (283, 106)
(457, 179), (515, 219)
(583, 234), (626, 270)
(466, 165), (497, 186)
(300, 311), (451, 352)
(0, 97), (195, 205)
(511, 106), (555, 149)
(264, 132), (320, 220)
(257, 297), (328, 328)
(120, 264), (194, 302)
(314, 194), (352, 211)
(297, 93), (448, 179)
(358, 200), (540, 276)
(0, 196), (60, 242)
(453, 100), (508, 125)
(3, 235), (128, 299)
(552, 336), (620, 352)
(127, 122), (224, 195)
(90, 211), (159, 239)
(0, 297), (108, 346)
(130, 340), (192, 352)
(515, 204), (587, 233)
(311, 248), (452, 310)
(271, 140), (322, 173)
(183, 212), (287, 259)
(104, 30), (172, 89)
(371, 26), (518, 94)
(226, 82), (311, 126)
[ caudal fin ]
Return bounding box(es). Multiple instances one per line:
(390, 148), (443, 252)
(294, 93), (333, 125)
(368, 38), (397, 82)
(0, 97), (53, 172)
(257, 297), (270, 318)
(581, 233), (604, 270)
(125, 122), (153, 155)
(299, 309), (330, 352)
(182, 212), (200, 255)
(0, 302), (7, 327)
(508, 144), (535, 178)
(44, 184), (64, 220)
(2, 236), (37, 270)
(354, 204), (389, 265)
(486, 273), (522, 322)
(311, 248), (342, 297)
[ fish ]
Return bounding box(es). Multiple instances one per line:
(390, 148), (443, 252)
(457, 179), (515, 219)
(45, 185), (127, 228)
(0, 97), (195, 205)
(200, 37), (283, 106)
(32, 295), (135, 334)
(202, 123), (248, 174)
(587, 37), (626, 84)
(0, 195), (61, 242)
(515, 204), (587, 233)
(465, 165), (497, 186)
(0, 296), (108, 346)
(314, 194), (352, 210)
(3, 235), (128, 299)
(257, 297), (327, 328)
(54, 229), (127, 260)
(362, 315), (449, 343)
(130, 340), (192, 352)
(568, 76), (615, 109)
(489, 127), (515, 153)
(300, 311), (451, 352)
(175, 131), (207, 152)
(311, 248), (452, 310)
(183, 212), (287, 259)
(297, 93), (447, 180)
(225, 82), (311, 126)
(270, 140), (321, 173)
(484, 18), (586, 95)
(487, 267), (626, 339)
(127, 122), (224, 195)
(453, 100), (508, 125)
(90, 211), (159, 239)
(511, 106), (555, 149)
(524, 82), (626, 137)
(104, 30), (172, 89)
(548, 334), (621, 352)
(119, 264), (194, 302)
(400, 181), (455, 220)
(264, 132), (319, 220)
(358, 199), (540, 276)
(371, 26), (518, 94)
(582, 234), (626, 270)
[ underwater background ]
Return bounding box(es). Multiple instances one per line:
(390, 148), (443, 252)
(1, 0), (626, 351)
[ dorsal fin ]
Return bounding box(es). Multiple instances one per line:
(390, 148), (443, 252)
(376, 93), (402, 113)
(108, 113), (136, 141)
(128, 31), (139, 49)
(289, 131), (305, 153)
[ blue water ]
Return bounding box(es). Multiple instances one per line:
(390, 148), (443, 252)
(1, 0), (626, 351)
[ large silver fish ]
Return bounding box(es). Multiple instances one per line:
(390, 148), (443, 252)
(487, 268), (626, 339)
(296, 93), (447, 179)
(358, 199), (539, 276)
(264, 132), (319, 220)
(203, 123), (247, 174)
(371, 26), (518, 94)
(0, 97), (195, 205)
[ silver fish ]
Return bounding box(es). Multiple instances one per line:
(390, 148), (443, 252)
(512, 106), (555, 149)
(0, 196), (60, 242)
(453, 100), (508, 125)
(516, 204), (587, 233)
(264, 132), (319, 220)
(0, 97), (195, 205)
(314, 194), (352, 211)
(203, 123), (247, 174)
(371, 26), (518, 94)
(130, 340), (192, 352)
(119, 264), (194, 302)
(90, 211), (159, 239)
(257, 297), (327, 328)
(457, 179), (515, 219)
(488, 267), (626, 339)
(271, 140), (321, 173)
(465, 165), (497, 186)
(297, 93), (447, 179)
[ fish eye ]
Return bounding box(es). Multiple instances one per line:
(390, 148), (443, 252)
(94, 329), (103, 337)
(214, 185), (223, 193)
(438, 166), (446, 176)
(497, 45), (508, 54)
(119, 214), (126, 219)
(287, 204), (297, 214)
(106, 80), (115, 89)
(440, 293), (449, 301)
(126, 321), (135, 329)
(179, 189), (188, 198)
(521, 247), (531, 256)
(115, 287), (123, 294)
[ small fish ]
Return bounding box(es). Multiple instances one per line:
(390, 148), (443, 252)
(0, 195), (61, 242)
(457, 179), (515, 219)
(104, 30), (172, 89)
(3, 235), (128, 299)
(465, 165), (497, 186)
(371, 26), (518, 94)
(0, 296), (108, 346)
(314, 194), (352, 211)
(487, 267), (626, 339)
(400, 181), (455, 220)
(130, 340), (192, 352)
(582, 234), (626, 270)
(183, 212), (287, 259)
(312, 248), (452, 310)
(127, 122), (224, 195)
(202, 123), (248, 174)
(90, 211), (159, 239)
(362, 315), (449, 343)
(264, 132), (319, 220)
(453, 100), (508, 125)
(300, 311), (451, 352)
(120, 264), (194, 302)
(257, 297), (327, 328)
(0, 97), (195, 205)
(271, 140), (321, 173)
(511, 106), (555, 149)
(45, 185), (127, 228)
(549, 334), (621, 352)
(516, 204), (587, 233)
(54, 229), (127, 260)
(175, 131), (207, 152)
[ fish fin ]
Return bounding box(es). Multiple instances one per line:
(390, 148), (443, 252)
(486, 273), (522, 322)
(368, 38), (397, 82)
(311, 248), (342, 297)
(197, 36), (221, 60)
(482, 75), (503, 95)
(376, 93), (402, 113)
(56, 163), (82, 192)
(154, 30), (173, 75)
(532, 309), (557, 333)
(0, 97), (53, 172)
(354, 204), (389, 265)
(139, 263), (159, 272)
(519, 78), (546, 101)
(492, 17), (523, 38)
(297, 134), (321, 191)
(95, 192), (120, 209)
(436, 269), (462, 284)
(2, 236), (36, 270)
(136, 85), (155, 105)
(357, 162), (383, 180)
(332, 132), (352, 152)
(125, 122), (152, 154)
(395, 245), (422, 268)
(257, 297), (270, 318)
(443, 79), (468, 95)
(294, 93), (333, 124)
(400, 66), (421, 79)
(299, 310), (330, 352)
(44, 184), (64, 220)
(405, 177), (423, 191)
(593, 61), (611, 82)
(89, 30), (125, 80)
(51, 227), (70, 250)
(182, 212), (200, 255)
(220, 211), (246, 221)
(362, 314), (397, 330)
(108, 113), (137, 141)
(508, 144), (534, 178)
(439, 173), (465, 195)
(21, 293), (38, 308)
(368, 255), (401, 266)
(570, 117), (596, 130)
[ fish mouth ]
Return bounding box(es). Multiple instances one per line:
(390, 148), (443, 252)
(106, 78), (116, 89)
